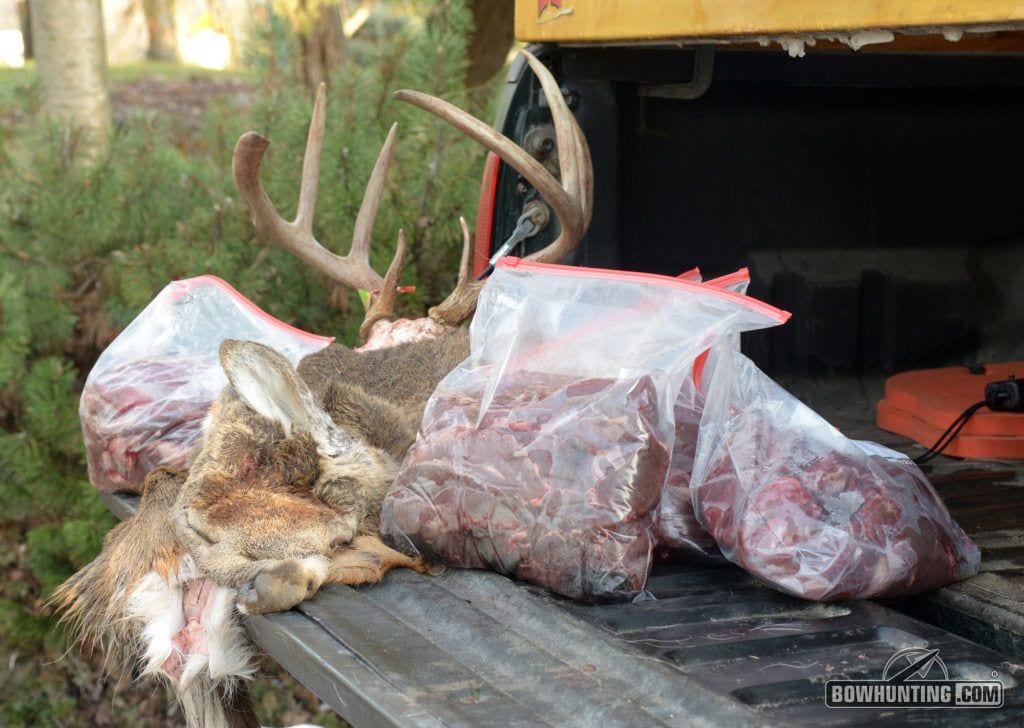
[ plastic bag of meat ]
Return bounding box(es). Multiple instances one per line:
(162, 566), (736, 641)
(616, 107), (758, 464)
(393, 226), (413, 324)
(80, 275), (332, 493)
(381, 257), (789, 602)
(690, 345), (981, 601)
(654, 268), (752, 557)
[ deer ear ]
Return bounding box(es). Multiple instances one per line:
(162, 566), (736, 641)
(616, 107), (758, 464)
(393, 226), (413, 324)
(219, 340), (315, 437)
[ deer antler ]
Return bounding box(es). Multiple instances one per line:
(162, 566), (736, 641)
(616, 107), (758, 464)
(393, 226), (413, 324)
(359, 229), (408, 341)
(232, 83), (396, 296)
(394, 50), (593, 327)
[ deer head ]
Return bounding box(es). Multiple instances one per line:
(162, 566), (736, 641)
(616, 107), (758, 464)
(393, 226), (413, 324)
(173, 340), (396, 589)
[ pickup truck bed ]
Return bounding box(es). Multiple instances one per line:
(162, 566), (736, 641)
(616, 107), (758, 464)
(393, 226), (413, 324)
(100, 376), (1024, 726)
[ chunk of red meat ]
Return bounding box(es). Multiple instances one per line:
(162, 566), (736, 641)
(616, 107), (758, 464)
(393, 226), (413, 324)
(653, 398), (719, 554)
(694, 419), (980, 601)
(382, 373), (669, 602)
(81, 358), (210, 493)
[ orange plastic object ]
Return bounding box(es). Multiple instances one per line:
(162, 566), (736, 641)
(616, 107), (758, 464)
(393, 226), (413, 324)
(472, 152), (502, 279)
(877, 362), (1024, 460)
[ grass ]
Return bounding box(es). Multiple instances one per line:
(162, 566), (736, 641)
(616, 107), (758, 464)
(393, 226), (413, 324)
(0, 62), (258, 114)
(1, 59), (257, 82)
(0, 65), (33, 111)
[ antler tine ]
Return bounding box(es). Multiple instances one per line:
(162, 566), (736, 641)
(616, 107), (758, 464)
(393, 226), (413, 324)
(232, 83), (386, 293)
(427, 216), (482, 327)
(392, 91), (584, 252)
(520, 51), (578, 216)
(394, 51), (592, 272)
(395, 51), (593, 327)
(294, 82), (326, 229)
(359, 228), (409, 341)
(518, 50), (590, 263)
(352, 122), (398, 261)
(568, 96), (594, 230)
(455, 215), (473, 287)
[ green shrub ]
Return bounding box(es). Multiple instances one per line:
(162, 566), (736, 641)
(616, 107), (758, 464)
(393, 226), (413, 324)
(0, 1), (496, 724)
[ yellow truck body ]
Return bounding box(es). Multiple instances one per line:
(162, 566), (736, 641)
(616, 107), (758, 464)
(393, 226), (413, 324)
(517, 0), (1024, 44)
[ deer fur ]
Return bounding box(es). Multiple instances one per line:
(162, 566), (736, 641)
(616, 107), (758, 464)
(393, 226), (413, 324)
(55, 466), (260, 725)
(179, 333), (467, 614)
(56, 331), (468, 727)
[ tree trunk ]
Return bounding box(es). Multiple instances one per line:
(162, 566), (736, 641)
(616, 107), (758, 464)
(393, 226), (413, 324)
(211, 0), (242, 69)
(278, 1), (344, 91)
(298, 2), (344, 91)
(17, 1), (32, 60)
(143, 0), (179, 62)
(30, 0), (112, 162)
(467, 0), (514, 87)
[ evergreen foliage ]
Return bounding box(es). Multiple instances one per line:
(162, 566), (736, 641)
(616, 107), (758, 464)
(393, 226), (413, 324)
(0, 1), (495, 724)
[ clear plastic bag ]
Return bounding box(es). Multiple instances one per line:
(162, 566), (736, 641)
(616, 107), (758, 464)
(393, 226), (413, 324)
(690, 346), (981, 601)
(381, 258), (788, 601)
(654, 268), (752, 556)
(80, 276), (332, 493)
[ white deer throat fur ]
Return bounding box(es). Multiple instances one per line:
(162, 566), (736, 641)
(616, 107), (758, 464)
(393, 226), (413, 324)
(126, 555), (255, 689)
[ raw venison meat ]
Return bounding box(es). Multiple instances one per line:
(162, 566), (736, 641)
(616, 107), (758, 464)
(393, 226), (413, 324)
(383, 257), (788, 601)
(652, 389), (718, 557)
(653, 269), (752, 557)
(691, 347), (980, 601)
(80, 276), (331, 493)
(81, 358), (209, 492)
(382, 373), (670, 601)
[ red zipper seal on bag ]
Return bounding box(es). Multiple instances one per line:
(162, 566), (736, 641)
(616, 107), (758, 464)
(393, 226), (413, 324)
(496, 259), (783, 391)
(704, 267), (750, 290)
(169, 275), (334, 345)
(693, 267), (751, 389)
(497, 258), (789, 324)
